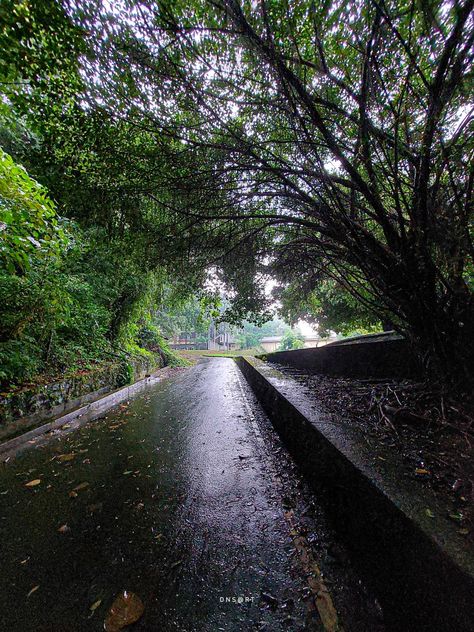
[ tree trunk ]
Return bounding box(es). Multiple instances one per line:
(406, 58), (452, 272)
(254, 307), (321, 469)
(401, 287), (473, 388)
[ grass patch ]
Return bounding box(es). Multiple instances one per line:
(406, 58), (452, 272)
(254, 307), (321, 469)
(177, 348), (261, 360)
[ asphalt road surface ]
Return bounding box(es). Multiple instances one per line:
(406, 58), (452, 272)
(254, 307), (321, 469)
(0, 358), (385, 631)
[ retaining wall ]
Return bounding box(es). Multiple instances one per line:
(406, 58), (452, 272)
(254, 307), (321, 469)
(262, 332), (421, 379)
(0, 353), (162, 442)
(0, 372), (163, 460)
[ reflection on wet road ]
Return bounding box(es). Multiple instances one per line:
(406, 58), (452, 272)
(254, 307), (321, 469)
(0, 358), (384, 631)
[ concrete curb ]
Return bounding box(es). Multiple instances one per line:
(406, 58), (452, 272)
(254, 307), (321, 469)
(236, 355), (474, 632)
(0, 373), (162, 461)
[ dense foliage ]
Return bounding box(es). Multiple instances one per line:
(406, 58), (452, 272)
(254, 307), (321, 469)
(0, 148), (66, 274)
(0, 1), (183, 386)
(277, 278), (383, 337)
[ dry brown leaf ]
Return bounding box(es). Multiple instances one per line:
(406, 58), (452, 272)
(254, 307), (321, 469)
(27, 585), (40, 598)
(25, 479), (41, 488)
(58, 524), (70, 534)
(415, 468), (430, 476)
(104, 590), (144, 632)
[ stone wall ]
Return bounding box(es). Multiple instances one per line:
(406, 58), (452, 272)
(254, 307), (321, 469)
(0, 353), (162, 441)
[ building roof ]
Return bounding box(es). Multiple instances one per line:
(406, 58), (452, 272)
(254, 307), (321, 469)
(260, 336), (283, 343)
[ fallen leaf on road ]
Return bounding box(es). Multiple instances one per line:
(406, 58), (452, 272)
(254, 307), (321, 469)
(415, 468), (430, 476)
(90, 598), (102, 612)
(448, 511), (463, 523)
(57, 453), (75, 462)
(425, 508), (435, 518)
(25, 479), (41, 487)
(27, 585), (40, 597)
(73, 482), (89, 492)
(452, 479), (463, 492)
(58, 524), (70, 533)
(284, 509), (340, 632)
(104, 590), (144, 632)
(69, 482), (89, 497)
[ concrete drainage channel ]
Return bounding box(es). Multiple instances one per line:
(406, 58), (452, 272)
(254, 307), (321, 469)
(0, 373), (163, 462)
(236, 355), (474, 632)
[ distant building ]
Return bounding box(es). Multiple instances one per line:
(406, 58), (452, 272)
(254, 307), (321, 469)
(259, 336), (282, 353)
(207, 321), (239, 351)
(170, 321), (239, 351)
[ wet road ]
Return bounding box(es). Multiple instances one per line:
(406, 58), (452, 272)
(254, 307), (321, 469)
(0, 358), (384, 631)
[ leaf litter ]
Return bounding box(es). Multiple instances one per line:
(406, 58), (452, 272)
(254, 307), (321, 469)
(104, 590), (144, 631)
